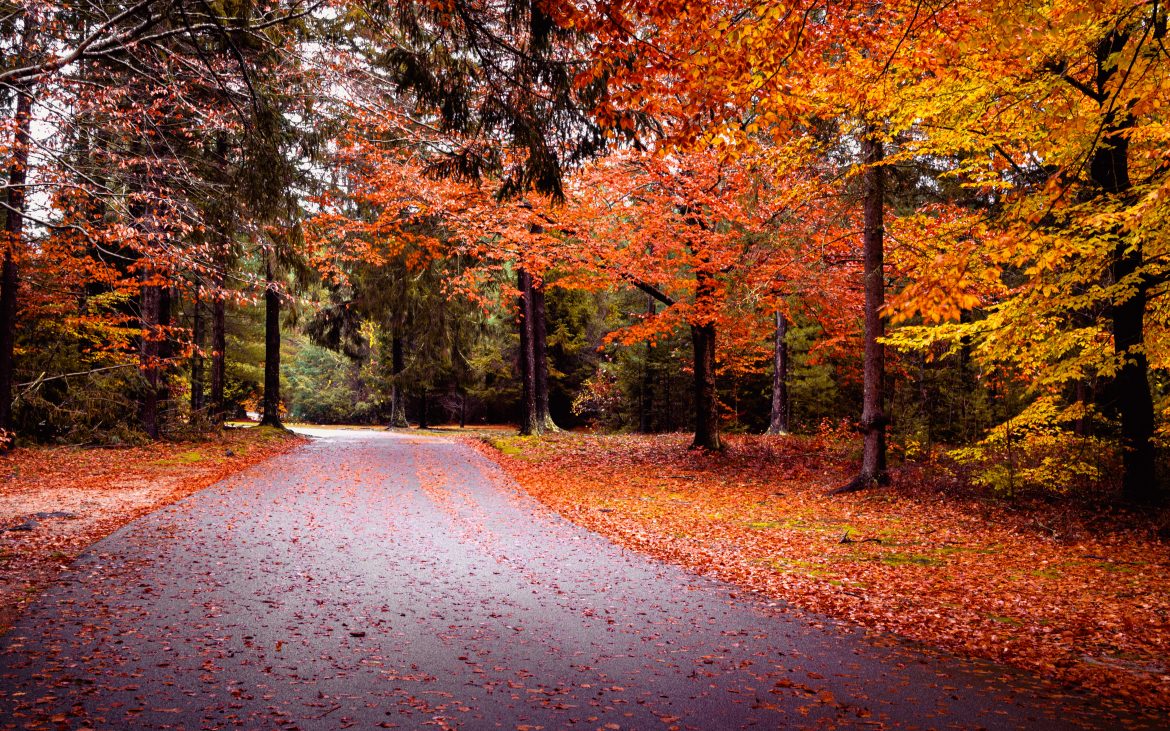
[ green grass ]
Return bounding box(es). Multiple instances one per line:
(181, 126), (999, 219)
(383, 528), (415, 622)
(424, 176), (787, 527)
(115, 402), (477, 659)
(872, 552), (944, 568)
(747, 520), (782, 530)
(766, 556), (834, 578)
(488, 435), (543, 458)
(749, 513), (862, 536)
(151, 449), (207, 466)
(1097, 562), (1141, 574)
(936, 544), (1000, 557)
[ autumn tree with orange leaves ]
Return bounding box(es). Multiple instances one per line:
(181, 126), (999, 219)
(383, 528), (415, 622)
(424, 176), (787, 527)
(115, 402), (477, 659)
(3, 0), (1169, 506)
(0, 0), (318, 441)
(550, 147), (857, 450)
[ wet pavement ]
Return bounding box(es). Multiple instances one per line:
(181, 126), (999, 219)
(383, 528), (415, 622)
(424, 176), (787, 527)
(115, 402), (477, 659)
(0, 428), (1153, 729)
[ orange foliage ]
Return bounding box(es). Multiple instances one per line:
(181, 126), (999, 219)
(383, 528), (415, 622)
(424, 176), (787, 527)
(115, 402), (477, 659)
(558, 147), (859, 367)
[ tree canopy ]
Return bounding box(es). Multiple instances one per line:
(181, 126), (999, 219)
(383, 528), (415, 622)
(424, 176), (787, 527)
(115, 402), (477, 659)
(3, 0), (1169, 503)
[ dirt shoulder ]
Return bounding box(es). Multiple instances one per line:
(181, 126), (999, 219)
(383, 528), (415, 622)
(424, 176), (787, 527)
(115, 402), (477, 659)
(470, 432), (1170, 713)
(0, 426), (306, 633)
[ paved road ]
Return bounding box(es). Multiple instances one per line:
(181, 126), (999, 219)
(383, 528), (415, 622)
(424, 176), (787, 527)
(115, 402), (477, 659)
(0, 429), (1153, 730)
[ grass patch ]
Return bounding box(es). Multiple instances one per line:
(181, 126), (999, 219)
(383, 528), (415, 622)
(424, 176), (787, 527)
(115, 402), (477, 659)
(872, 552), (944, 568)
(774, 515), (861, 536)
(1097, 562), (1141, 575)
(766, 556), (834, 578)
(935, 544), (1000, 558)
(747, 520), (782, 530)
(488, 435), (542, 458)
(151, 449), (207, 466)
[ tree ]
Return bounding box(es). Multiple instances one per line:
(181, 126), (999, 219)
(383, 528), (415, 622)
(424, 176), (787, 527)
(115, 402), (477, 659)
(0, 14), (36, 444)
(767, 310), (790, 436)
(260, 252), (284, 428)
(879, 0), (1170, 502)
(559, 147), (851, 450)
(837, 131), (889, 491)
(516, 269), (541, 434)
(0, 0), (316, 441)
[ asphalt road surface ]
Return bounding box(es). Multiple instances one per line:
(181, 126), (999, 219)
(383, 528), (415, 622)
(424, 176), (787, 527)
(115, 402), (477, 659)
(0, 428), (1154, 729)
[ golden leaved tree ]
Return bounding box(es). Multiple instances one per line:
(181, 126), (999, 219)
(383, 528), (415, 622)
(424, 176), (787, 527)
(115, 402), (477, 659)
(880, 0), (1170, 502)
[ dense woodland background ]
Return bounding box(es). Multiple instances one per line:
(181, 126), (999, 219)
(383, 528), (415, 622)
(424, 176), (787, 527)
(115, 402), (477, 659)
(2, 0), (1168, 503)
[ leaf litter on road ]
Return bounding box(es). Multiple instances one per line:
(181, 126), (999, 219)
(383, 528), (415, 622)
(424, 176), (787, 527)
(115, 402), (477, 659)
(0, 426), (305, 633)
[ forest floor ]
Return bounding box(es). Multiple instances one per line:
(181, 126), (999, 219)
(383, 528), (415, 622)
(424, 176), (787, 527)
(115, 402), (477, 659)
(471, 431), (1170, 712)
(0, 426), (306, 633)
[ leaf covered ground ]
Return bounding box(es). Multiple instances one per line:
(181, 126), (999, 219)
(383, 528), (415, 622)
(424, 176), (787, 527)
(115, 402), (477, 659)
(472, 432), (1170, 712)
(0, 426), (305, 632)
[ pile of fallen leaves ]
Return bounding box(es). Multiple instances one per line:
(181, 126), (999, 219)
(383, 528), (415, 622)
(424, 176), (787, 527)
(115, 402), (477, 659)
(0, 426), (305, 631)
(472, 432), (1170, 711)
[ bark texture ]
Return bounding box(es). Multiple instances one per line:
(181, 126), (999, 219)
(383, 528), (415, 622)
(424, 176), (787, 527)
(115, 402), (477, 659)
(532, 280), (557, 431)
(1095, 105), (1157, 503)
(417, 390), (430, 429)
(260, 258), (283, 428)
(0, 33), (34, 441)
(690, 322), (721, 451)
(767, 310), (790, 436)
(191, 283), (205, 413)
(139, 273), (162, 439)
(210, 284), (226, 423)
(690, 267), (721, 451)
(387, 328), (408, 428)
(517, 269), (541, 435)
(836, 133), (888, 493)
(639, 296), (656, 434)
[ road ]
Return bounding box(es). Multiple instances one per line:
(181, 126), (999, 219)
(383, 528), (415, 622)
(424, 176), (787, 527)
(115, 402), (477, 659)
(0, 428), (1149, 729)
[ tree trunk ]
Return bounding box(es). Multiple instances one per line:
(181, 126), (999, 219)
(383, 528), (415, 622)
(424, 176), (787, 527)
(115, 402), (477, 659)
(532, 280), (557, 431)
(259, 257), (283, 428)
(157, 285), (172, 427)
(767, 309), (790, 435)
(459, 388), (466, 428)
(0, 43), (34, 444)
(1073, 380), (1091, 438)
(837, 132), (888, 493)
(417, 389), (429, 429)
(210, 283), (226, 424)
(517, 269), (542, 435)
(191, 282), (205, 413)
(690, 321), (721, 450)
(140, 273), (162, 439)
(689, 263), (722, 451)
(639, 296), (656, 434)
(387, 327), (408, 427)
(208, 139), (229, 425)
(1093, 106), (1157, 502)
(0, 246), (18, 443)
